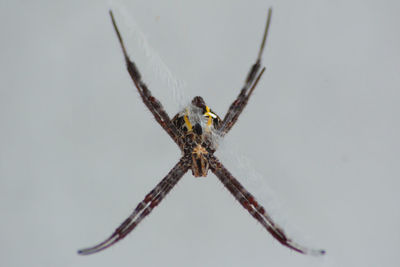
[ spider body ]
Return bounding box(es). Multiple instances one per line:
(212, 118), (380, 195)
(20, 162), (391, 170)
(78, 9), (325, 256)
(172, 96), (222, 177)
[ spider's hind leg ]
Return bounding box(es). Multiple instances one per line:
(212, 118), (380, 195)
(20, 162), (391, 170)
(220, 8), (272, 135)
(109, 11), (181, 146)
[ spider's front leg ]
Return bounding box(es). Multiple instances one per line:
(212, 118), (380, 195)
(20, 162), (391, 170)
(109, 11), (181, 146)
(209, 155), (325, 255)
(78, 157), (190, 255)
(219, 8), (271, 135)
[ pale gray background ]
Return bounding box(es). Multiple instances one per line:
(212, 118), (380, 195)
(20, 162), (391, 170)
(1, 0), (399, 266)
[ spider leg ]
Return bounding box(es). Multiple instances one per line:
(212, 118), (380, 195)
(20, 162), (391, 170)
(209, 156), (325, 255)
(78, 157), (190, 255)
(109, 10), (181, 146)
(219, 8), (272, 135)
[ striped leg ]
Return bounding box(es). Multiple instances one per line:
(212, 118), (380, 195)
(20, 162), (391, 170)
(219, 8), (271, 135)
(110, 11), (181, 146)
(209, 156), (325, 255)
(78, 158), (190, 255)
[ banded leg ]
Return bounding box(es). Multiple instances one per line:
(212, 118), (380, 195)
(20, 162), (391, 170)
(219, 8), (272, 135)
(209, 156), (325, 255)
(78, 157), (190, 255)
(110, 11), (181, 146)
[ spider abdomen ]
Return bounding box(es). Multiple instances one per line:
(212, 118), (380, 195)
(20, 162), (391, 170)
(172, 98), (222, 155)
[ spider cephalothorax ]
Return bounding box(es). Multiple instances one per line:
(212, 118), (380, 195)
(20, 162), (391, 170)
(78, 9), (325, 256)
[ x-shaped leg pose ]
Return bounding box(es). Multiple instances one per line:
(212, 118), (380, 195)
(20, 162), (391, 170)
(78, 8), (325, 256)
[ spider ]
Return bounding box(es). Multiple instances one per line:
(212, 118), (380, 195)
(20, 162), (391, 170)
(78, 8), (325, 256)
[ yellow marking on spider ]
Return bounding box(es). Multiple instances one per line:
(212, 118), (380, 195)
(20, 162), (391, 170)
(204, 106), (217, 127)
(184, 109), (192, 131)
